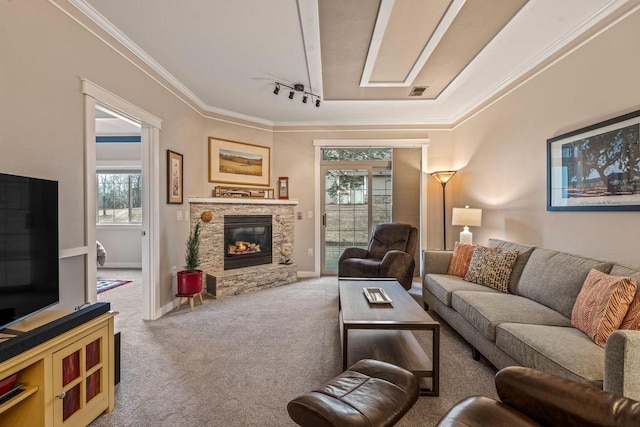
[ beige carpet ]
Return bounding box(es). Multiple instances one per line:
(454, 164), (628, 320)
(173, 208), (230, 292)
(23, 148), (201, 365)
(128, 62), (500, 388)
(91, 275), (498, 426)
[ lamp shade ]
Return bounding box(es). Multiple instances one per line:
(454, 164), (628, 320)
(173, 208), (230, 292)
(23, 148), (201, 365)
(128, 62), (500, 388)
(430, 170), (457, 184)
(452, 207), (482, 227)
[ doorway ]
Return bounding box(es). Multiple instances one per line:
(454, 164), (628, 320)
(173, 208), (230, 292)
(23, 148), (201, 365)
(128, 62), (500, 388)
(94, 104), (143, 318)
(320, 149), (392, 274)
(83, 80), (162, 320)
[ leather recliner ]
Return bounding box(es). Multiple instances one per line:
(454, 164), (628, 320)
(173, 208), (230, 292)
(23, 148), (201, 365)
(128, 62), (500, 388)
(437, 366), (640, 427)
(338, 223), (418, 290)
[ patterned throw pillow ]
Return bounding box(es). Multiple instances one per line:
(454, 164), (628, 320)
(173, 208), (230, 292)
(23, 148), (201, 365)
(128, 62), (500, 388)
(464, 245), (518, 293)
(464, 245), (496, 284)
(483, 249), (519, 293)
(571, 269), (637, 347)
(620, 291), (640, 330)
(447, 242), (476, 277)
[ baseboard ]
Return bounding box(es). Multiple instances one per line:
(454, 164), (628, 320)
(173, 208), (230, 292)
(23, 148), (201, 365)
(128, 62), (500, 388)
(100, 262), (142, 269)
(297, 271), (320, 278)
(160, 299), (178, 317)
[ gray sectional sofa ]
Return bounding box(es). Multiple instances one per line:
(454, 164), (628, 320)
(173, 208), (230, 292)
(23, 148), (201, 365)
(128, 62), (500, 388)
(422, 239), (640, 401)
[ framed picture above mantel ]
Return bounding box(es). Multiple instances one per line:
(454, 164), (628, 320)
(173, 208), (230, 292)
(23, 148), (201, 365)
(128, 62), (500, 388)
(547, 109), (640, 211)
(208, 137), (270, 186)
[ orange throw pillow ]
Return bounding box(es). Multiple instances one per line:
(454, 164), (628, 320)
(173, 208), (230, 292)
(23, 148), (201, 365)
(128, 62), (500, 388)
(447, 242), (475, 277)
(620, 291), (640, 330)
(571, 269), (637, 347)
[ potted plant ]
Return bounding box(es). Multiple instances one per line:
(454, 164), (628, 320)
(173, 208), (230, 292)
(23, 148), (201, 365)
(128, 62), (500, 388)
(177, 221), (203, 294)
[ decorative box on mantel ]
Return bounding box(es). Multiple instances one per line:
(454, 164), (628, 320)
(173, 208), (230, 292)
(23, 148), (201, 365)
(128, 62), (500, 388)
(188, 197), (298, 297)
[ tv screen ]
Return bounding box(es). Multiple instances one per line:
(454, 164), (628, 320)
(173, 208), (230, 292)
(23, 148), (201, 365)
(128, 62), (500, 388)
(0, 173), (59, 330)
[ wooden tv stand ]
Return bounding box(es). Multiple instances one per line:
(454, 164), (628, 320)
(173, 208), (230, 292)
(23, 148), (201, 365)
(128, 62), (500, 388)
(0, 306), (118, 426)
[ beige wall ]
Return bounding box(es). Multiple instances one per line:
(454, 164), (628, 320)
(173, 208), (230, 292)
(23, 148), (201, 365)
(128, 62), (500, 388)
(1, 0), (204, 310)
(450, 7), (640, 265)
(393, 148), (421, 273)
(3, 0), (637, 316)
(273, 129), (452, 272)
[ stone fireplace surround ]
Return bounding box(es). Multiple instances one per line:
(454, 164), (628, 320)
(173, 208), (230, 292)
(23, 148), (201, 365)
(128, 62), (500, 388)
(189, 197), (298, 297)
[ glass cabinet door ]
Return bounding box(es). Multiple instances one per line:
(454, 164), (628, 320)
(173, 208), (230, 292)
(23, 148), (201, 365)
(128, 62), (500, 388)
(53, 328), (108, 426)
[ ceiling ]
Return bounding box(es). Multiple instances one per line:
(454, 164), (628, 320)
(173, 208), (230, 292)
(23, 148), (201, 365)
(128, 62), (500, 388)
(77, 0), (632, 127)
(95, 106), (141, 136)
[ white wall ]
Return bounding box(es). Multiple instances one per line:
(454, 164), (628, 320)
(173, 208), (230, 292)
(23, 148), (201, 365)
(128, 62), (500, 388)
(96, 227), (141, 268)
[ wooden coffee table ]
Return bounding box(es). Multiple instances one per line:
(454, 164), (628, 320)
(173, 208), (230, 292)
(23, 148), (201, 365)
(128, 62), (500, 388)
(339, 279), (440, 396)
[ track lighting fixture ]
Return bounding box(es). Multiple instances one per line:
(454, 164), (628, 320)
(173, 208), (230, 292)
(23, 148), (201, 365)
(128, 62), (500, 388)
(272, 81), (321, 108)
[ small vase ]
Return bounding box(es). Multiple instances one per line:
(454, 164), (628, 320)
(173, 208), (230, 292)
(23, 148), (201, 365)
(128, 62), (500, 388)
(177, 270), (203, 294)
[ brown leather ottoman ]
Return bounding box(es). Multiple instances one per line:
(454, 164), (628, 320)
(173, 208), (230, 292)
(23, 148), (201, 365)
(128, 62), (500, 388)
(287, 359), (419, 427)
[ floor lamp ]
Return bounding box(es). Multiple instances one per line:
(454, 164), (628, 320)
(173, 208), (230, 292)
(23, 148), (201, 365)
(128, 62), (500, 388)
(430, 171), (457, 250)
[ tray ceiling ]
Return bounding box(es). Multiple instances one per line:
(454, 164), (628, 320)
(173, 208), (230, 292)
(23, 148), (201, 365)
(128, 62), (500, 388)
(320, 0), (528, 100)
(78, 0), (635, 126)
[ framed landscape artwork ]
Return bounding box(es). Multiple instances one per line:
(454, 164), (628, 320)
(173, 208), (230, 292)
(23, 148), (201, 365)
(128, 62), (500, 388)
(547, 109), (640, 211)
(167, 150), (183, 204)
(208, 137), (270, 186)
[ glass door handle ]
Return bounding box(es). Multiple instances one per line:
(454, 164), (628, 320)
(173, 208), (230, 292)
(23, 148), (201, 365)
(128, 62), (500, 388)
(322, 213), (326, 227)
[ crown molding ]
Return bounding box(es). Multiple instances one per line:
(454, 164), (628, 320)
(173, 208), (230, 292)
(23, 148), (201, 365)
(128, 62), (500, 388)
(272, 117), (452, 128)
(313, 138), (429, 147)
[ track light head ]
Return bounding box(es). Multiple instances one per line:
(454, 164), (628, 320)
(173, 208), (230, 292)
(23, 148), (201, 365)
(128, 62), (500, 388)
(288, 90), (294, 100)
(273, 84), (280, 95)
(315, 99), (321, 107)
(302, 95), (308, 104)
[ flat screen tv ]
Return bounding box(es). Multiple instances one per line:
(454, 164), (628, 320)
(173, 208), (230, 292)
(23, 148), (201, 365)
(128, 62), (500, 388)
(0, 172), (59, 331)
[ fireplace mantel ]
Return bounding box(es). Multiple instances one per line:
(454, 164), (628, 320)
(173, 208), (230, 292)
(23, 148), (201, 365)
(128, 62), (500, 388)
(188, 197), (298, 206)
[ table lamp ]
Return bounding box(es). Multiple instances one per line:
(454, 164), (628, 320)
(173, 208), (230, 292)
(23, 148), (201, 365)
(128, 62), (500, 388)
(452, 206), (482, 244)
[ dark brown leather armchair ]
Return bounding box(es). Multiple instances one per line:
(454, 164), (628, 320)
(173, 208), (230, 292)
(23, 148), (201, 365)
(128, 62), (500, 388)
(338, 223), (418, 290)
(437, 366), (640, 427)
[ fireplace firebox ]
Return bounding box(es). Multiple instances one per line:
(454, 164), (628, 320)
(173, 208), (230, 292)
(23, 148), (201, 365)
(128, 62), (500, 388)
(224, 215), (272, 270)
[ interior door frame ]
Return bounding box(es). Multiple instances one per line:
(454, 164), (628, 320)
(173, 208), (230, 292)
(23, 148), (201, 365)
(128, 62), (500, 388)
(82, 79), (162, 320)
(313, 139), (430, 277)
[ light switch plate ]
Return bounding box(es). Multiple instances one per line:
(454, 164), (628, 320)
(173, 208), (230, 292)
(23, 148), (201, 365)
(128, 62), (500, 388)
(177, 211), (183, 221)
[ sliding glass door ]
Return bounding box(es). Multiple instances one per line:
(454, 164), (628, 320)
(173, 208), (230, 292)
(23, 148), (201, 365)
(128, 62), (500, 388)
(320, 149), (392, 274)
